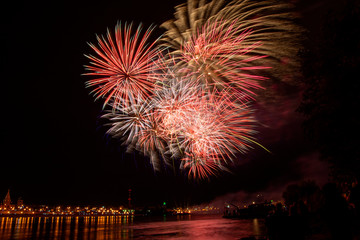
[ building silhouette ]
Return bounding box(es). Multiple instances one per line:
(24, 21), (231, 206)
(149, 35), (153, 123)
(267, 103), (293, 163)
(2, 189), (14, 209)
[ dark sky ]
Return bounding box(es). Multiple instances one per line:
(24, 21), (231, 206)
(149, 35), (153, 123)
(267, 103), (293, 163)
(1, 0), (337, 208)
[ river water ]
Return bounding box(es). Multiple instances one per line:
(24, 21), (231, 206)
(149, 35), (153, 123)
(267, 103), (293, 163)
(0, 214), (266, 240)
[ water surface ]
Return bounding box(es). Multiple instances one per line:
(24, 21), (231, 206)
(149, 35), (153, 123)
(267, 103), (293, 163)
(0, 214), (266, 239)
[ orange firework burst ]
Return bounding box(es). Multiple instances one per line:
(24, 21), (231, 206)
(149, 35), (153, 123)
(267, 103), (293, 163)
(161, 0), (302, 100)
(175, 20), (270, 100)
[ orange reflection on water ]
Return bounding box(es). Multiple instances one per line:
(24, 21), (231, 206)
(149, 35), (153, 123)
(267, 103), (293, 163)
(0, 215), (263, 240)
(0, 216), (131, 240)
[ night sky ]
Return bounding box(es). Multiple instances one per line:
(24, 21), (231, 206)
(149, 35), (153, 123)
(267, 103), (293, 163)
(1, 0), (339, 208)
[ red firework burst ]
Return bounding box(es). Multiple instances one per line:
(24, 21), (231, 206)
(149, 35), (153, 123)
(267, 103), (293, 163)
(84, 23), (161, 109)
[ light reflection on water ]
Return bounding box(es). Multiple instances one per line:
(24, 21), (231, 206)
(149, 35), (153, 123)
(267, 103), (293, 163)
(0, 215), (265, 239)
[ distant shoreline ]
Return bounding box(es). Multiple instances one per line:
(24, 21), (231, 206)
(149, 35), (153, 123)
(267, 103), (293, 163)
(0, 213), (133, 217)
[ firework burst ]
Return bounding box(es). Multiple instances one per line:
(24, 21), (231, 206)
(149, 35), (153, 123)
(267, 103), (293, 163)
(83, 0), (300, 180)
(152, 78), (200, 139)
(175, 90), (257, 179)
(84, 23), (161, 110)
(160, 0), (302, 98)
(180, 89), (257, 162)
(178, 20), (270, 100)
(102, 94), (153, 148)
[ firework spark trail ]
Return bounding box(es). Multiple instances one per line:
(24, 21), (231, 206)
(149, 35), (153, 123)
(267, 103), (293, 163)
(84, 23), (162, 110)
